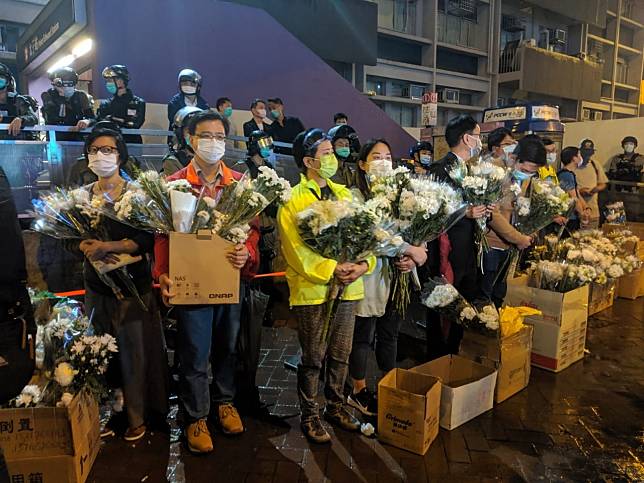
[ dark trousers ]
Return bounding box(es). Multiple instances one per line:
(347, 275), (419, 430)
(480, 248), (511, 308)
(292, 301), (356, 421)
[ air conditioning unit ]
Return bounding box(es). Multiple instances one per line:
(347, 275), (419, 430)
(502, 15), (525, 33)
(549, 28), (567, 45)
(581, 108), (592, 121)
(592, 111), (603, 121)
(440, 88), (460, 104)
(403, 85), (426, 100)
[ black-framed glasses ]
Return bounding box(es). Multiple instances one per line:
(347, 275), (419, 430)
(195, 133), (226, 142)
(88, 146), (118, 155)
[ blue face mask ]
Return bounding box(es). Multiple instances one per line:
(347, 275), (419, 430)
(335, 147), (351, 159)
(0, 78), (7, 90)
(513, 169), (534, 182)
(106, 82), (117, 95)
(259, 146), (273, 159)
(184, 135), (191, 147)
(271, 109), (281, 119)
(223, 106), (233, 118)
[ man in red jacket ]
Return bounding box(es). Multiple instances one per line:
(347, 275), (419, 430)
(154, 110), (259, 454)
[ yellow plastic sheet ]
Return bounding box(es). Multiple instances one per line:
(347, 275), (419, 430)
(499, 306), (542, 338)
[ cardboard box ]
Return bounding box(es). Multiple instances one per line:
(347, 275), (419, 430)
(411, 355), (497, 430)
(602, 222), (644, 241)
(588, 281), (616, 316)
(460, 326), (533, 404)
(505, 275), (589, 327)
(527, 317), (587, 372)
(616, 269), (644, 300)
(378, 369), (441, 455)
(169, 231), (240, 305)
(2, 391), (100, 483)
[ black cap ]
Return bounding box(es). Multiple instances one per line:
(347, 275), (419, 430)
(580, 139), (595, 151)
(102, 65), (130, 83)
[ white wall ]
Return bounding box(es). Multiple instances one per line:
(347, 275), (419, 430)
(562, 117), (644, 170)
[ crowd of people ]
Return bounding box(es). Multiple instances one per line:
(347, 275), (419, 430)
(1, 60), (643, 454)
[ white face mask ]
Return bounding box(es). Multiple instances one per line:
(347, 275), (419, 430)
(181, 85), (197, 95)
(546, 152), (557, 165)
(367, 158), (393, 176)
(256, 108), (267, 119)
(467, 134), (482, 158)
(88, 153), (119, 178)
(624, 143), (635, 154)
(195, 138), (226, 164)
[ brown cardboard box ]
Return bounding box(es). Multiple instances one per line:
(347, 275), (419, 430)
(378, 369), (441, 455)
(602, 222), (644, 241)
(2, 391), (100, 483)
(588, 281), (616, 316)
(505, 278), (589, 372)
(411, 355), (497, 430)
(169, 231), (240, 305)
(460, 326), (533, 404)
(616, 269), (644, 300)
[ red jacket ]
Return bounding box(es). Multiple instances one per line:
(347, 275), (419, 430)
(153, 162), (260, 281)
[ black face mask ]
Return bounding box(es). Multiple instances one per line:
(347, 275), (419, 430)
(580, 148), (593, 163)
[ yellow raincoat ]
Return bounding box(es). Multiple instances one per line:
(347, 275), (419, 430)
(277, 175), (376, 306)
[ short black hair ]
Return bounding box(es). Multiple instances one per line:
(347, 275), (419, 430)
(541, 137), (555, 147)
(487, 127), (512, 149)
(560, 146), (580, 166)
(515, 134), (546, 166)
(445, 115), (478, 148)
(267, 97), (283, 105)
(334, 112), (348, 123)
(216, 97), (231, 109)
(84, 122), (128, 167)
(187, 109), (230, 136)
(250, 98), (266, 110)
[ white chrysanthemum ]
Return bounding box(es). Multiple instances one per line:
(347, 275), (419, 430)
(424, 284), (459, 308)
(607, 264), (624, 279)
(54, 362), (75, 387)
(167, 179), (193, 192)
(460, 306), (477, 321)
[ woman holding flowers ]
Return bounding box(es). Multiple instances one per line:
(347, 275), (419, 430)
(76, 122), (168, 442)
(345, 139), (427, 416)
(277, 128), (375, 444)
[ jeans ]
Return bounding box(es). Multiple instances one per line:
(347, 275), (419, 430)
(176, 284), (245, 422)
(292, 301), (356, 421)
(480, 248), (511, 308)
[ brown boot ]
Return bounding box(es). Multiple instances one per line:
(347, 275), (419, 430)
(218, 404), (244, 435)
(185, 419), (213, 454)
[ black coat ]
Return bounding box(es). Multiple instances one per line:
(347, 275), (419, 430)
(97, 89), (146, 143)
(41, 88), (95, 141)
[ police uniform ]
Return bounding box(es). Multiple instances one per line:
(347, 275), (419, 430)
(97, 89), (146, 144)
(0, 92), (38, 141)
(41, 88), (95, 141)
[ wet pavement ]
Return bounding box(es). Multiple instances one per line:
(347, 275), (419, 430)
(88, 297), (644, 482)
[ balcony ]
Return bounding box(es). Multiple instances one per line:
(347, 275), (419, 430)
(375, 0), (418, 36)
(499, 44), (602, 101)
(436, 13), (487, 53)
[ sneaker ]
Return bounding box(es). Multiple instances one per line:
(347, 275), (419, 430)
(185, 419), (214, 454)
(124, 424), (146, 442)
(347, 388), (378, 416)
(323, 405), (360, 432)
(100, 426), (115, 439)
(218, 404), (244, 435)
(301, 417), (331, 444)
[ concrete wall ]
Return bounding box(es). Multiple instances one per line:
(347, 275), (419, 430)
(562, 117), (644, 169)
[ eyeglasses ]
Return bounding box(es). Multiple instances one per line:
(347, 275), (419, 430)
(195, 133), (226, 142)
(88, 146), (118, 155)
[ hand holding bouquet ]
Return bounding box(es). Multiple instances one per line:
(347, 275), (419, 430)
(514, 179), (572, 235)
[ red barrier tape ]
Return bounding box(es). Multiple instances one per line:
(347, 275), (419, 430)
(53, 272), (286, 298)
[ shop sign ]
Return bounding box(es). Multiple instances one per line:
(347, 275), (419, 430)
(483, 106), (527, 123)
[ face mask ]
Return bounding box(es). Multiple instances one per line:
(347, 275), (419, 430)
(419, 154), (432, 166)
(271, 109), (281, 119)
(259, 146), (272, 159)
(195, 138), (226, 164)
(88, 153), (119, 178)
(513, 169), (534, 182)
(335, 147), (351, 159)
(580, 148), (593, 163)
(336, 120), (347, 125)
(63, 86), (75, 98)
(467, 135), (482, 158)
(256, 108), (267, 119)
(181, 85), (197, 95)
(367, 159), (393, 176)
(624, 143), (635, 154)
(502, 144), (516, 159)
(106, 82), (117, 95)
(546, 152), (557, 165)
(223, 106), (233, 118)
(0, 78), (7, 90)
(312, 153), (338, 179)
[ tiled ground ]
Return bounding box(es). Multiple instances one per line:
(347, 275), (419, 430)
(89, 298), (644, 482)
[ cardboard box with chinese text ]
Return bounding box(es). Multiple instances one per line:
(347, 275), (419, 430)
(588, 281), (616, 316)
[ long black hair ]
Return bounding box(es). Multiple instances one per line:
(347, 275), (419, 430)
(356, 138), (392, 199)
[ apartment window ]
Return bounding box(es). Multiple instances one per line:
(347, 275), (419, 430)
(438, 0), (477, 22)
(615, 57), (629, 85)
(377, 0), (417, 35)
(436, 48), (478, 75)
(0, 22), (24, 53)
(384, 102), (418, 127)
(366, 76), (387, 96)
(377, 35), (423, 65)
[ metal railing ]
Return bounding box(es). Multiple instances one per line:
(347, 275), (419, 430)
(499, 44), (522, 74)
(436, 12), (481, 49)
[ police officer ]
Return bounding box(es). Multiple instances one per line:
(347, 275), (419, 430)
(328, 124), (360, 187)
(97, 65), (146, 144)
(243, 130), (275, 178)
(409, 141), (434, 175)
(167, 69), (209, 132)
(41, 67), (95, 141)
(0, 63), (38, 140)
(608, 136), (643, 191)
(161, 106), (202, 176)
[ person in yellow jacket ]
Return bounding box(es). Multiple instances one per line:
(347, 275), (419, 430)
(537, 137), (559, 184)
(277, 128), (375, 444)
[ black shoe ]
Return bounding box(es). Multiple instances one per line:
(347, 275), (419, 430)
(301, 416), (331, 444)
(347, 388), (378, 417)
(323, 405), (360, 432)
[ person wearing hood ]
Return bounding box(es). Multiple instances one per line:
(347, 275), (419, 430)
(41, 67), (95, 141)
(575, 139), (608, 228)
(97, 65), (146, 144)
(607, 136), (643, 191)
(328, 123), (360, 187)
(409, 140), (434, 174)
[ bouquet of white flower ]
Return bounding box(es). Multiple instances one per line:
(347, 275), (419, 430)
(514, 179), (572, 235)
(297, 199), (378, 341)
